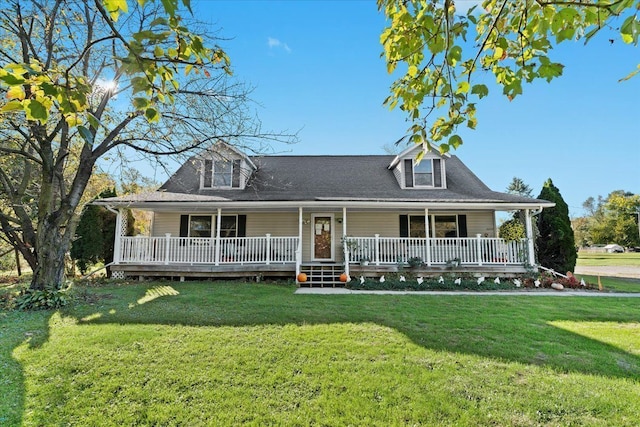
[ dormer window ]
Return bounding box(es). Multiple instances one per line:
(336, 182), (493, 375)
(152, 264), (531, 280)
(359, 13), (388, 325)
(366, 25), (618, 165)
(404, 158), (443, 188)
(202, 159), (241, 189)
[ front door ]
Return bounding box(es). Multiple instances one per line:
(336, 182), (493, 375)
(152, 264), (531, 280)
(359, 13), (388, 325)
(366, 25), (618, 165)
(312, 215), (334, 261)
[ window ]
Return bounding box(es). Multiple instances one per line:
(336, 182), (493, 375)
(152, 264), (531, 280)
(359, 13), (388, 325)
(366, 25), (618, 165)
(400, 214), (466, 238)
(189, 215), (212, 238)
(202, 159), (242, 189)
(219, 215), (238, 237)
(213, 161), (232, 187)
(404, 158), (443, 188)
(409, 215), (428, 238)
(434, 215), (458, 238)
(414, 160), (433, 186)
(184, 215), (239, 238)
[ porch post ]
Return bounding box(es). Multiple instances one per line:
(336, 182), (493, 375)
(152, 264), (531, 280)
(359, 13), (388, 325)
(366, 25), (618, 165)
(112, 208), (123, 264)
(343, 207), (349, 276)
(296, 207), (303, 279)
(164, 233), (171, 265)
(524, 209), (535, 266)
(215, 208), (222, 266)
(374, 234), (380, 266)
(476, 234), (483, 266)
(424, 208), (431, 266)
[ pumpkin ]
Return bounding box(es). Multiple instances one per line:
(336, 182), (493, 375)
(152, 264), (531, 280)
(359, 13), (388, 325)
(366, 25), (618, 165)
(339, 273), (348, 282)
(297, 273), (307, 282)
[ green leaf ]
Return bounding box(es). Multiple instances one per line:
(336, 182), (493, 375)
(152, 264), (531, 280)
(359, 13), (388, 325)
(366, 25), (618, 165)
(620, 15), (640, 45)
(78, 125), (94, 145)
(24, 99), (48, 123)
(1, 100), (23, 112)
(471, 84), (489, 98)
(447, 45), (462, 65)
(0, 73), (25, 85)
(161, 0), (178, 17)
(133, 97), (150, 110)
(448, 134), (463, 149)
(455, 81), (470, 94)
(145, 107), (159, 122)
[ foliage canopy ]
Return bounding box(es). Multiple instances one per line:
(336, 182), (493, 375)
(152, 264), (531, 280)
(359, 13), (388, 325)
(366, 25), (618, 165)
(378, 0), (640, 154)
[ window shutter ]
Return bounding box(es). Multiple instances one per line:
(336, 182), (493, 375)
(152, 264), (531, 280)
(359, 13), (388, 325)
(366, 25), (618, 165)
(458, 215), (467, 237)
(179, 215), (189, 246)
(404, 159), (413, 188)
(399, 215), (409, 237)
(433, 159), (442, 188)
(237, 215), (247, 237)
(232, 160), (241, 188)
(203, 160), (213, 188)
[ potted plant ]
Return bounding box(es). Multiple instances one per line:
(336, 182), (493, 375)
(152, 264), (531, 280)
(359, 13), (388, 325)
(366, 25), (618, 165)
(407, 257), (423, 268)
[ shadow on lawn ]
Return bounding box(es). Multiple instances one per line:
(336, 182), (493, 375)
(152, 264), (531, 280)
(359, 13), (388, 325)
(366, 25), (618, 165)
(0, 309), (52, 427)
(63, 282), (640, 380)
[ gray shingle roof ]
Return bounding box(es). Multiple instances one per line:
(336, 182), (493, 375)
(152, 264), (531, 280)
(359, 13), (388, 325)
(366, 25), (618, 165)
(157, 154), (546, 205)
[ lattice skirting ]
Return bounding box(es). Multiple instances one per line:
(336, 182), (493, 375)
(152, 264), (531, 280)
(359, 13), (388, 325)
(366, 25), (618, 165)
(111, 270), (126, 280)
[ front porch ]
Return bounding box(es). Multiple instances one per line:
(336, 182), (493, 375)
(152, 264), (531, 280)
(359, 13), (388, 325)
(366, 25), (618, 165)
(111, 233), (534, 283)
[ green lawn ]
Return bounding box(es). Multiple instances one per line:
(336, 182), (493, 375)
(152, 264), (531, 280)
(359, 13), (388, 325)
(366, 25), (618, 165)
(1, 281), (640, 426)
(577, 251), (640, 266)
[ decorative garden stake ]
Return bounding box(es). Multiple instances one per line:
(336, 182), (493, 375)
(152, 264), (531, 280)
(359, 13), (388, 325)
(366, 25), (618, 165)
(379, 275), (385, 283)
(417, 277), (424, 285)
(494, 277), (501, 284)
(477, 276), (485, 285)
(438, 276), (444, 283)
(399, 275), (406, 282)
(454, 278), (461, 285)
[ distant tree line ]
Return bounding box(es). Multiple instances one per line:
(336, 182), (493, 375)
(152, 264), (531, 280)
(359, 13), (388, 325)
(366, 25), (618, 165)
(573, 191), (640, 249)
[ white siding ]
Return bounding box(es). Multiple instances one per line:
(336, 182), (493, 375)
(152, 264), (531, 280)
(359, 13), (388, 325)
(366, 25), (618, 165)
(152, 212), (181, 237)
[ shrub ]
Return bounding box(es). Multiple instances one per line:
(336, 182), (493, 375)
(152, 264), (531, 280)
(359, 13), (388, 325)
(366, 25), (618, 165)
(15, 285), (69, 310)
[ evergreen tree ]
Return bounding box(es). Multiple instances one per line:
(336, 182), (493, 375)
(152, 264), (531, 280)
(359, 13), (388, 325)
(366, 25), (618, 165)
(536, 179), (577, 273)
(71, 189), (133, 277)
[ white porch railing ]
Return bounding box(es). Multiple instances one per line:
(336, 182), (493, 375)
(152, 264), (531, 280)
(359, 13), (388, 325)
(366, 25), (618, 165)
(118, 235), (299, 265)
(345, 235), (530, 266)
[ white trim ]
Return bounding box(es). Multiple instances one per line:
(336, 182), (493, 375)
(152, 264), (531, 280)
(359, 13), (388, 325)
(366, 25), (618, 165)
(99, 200), (555, 212)
(311, 213), (335, 262)
(388, 143), (451, 169)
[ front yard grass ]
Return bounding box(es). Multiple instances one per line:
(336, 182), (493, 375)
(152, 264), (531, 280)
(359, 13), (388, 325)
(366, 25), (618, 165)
(2, 281), (640, 426)
(577, 251), (640, 266)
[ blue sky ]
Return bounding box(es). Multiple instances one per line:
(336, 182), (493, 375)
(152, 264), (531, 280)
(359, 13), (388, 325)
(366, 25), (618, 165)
(187, 0), (639, 217)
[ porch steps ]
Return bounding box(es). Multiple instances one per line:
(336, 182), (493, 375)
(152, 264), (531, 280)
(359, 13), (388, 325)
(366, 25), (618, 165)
(299, 264), (346, 288)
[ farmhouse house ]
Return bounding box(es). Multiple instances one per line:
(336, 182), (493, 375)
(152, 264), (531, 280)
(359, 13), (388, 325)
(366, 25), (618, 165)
(95, 142), (554, 286)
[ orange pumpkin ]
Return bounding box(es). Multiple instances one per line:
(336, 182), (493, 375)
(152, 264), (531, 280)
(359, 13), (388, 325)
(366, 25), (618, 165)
(339, 273), (348, 282)
(297, 273), (307, 282)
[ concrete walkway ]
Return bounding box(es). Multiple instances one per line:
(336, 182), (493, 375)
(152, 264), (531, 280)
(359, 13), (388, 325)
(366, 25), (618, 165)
(295, 288), (640, 297)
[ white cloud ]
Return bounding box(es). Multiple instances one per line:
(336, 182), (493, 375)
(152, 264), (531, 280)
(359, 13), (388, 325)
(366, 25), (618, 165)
(267, 37), (291, 53)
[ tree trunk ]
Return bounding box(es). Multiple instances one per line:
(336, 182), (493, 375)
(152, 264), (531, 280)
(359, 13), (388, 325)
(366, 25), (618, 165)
(30, 217), (70, 290)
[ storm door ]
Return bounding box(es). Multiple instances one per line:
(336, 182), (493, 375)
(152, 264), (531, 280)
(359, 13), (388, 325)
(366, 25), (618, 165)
(312, 214), (334, 261)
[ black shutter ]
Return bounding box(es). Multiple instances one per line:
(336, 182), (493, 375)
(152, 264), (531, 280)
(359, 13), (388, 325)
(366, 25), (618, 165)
(179, 215), (189, 237)
(237, 215), (247, 237)
(458, 215), (467, 238)
(399, 215), (409, 237)
(203, 160), (213, 188)
(404, 159), (413, 188)
(433, 159), (442, 188)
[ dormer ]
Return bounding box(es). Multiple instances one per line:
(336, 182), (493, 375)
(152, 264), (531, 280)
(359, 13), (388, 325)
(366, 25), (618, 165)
(388, 145), (448, 189)
(199, 142), (256, 190)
